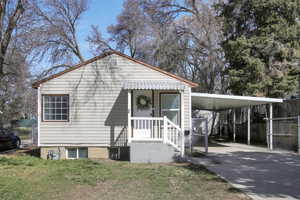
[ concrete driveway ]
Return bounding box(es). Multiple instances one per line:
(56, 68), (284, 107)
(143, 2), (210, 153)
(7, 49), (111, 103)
(190, 143), (300, 200)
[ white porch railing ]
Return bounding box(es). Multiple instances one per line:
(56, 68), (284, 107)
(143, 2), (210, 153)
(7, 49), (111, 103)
(131, 117), (164, 141)
(164, 117), (182, 152)
(129, 116), (183, 155)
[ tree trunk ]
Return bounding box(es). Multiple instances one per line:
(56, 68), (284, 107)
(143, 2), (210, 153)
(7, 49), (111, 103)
(0, 55), (4, 77)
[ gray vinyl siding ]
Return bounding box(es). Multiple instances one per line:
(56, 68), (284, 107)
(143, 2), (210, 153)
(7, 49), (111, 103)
(39, 54), (192, 146)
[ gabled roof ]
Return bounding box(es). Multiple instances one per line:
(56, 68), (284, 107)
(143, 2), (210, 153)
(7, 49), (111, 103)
(32, 51), (198, 88)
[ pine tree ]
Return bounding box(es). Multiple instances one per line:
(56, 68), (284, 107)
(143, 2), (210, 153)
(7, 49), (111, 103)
(216, 0), (300, 97)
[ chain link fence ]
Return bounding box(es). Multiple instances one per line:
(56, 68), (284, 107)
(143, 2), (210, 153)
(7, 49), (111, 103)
(266, 116), (300, 152)
(190, 118), (209, 154)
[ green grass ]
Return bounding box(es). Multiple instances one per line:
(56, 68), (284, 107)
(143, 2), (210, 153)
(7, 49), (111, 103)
(0, 155), (249, 200)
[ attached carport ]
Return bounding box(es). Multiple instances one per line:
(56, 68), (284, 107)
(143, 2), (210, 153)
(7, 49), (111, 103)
(191, 93), (283, 151)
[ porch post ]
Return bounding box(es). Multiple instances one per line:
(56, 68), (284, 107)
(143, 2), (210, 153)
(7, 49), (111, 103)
(128, 90), (132, 143)
(163, 116), (167, 143)
(233, 109), (236, 142)
(180, 90), (185, 157)
(247, 106), (251, 145)
(269, 103), (273, 150)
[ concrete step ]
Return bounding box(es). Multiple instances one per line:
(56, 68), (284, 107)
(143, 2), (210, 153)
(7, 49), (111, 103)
(129, 142), (180, 163)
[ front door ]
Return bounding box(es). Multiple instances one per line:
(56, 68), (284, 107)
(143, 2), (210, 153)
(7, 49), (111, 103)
(132, 90), (153, 138)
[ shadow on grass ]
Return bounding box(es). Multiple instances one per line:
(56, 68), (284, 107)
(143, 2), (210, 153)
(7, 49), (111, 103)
(23, 147), (40, 157)
(182, 163), (213, 173)
(228, 187), (243, 193)
(182, 163), (227, 181)
(0, 147), (40, 157)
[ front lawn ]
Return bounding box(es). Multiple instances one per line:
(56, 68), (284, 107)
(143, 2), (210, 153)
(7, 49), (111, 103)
(0, 155), (249, 200)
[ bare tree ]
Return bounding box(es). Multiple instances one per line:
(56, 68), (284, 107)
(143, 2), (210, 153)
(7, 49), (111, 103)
(140, 2), (181, 70)
(87, 25), (113, 56)
(0, 51), (29, 127)
(0, 0), (26, 79)
(106, 0), (149, 58)
(0, 0), (91, 126)
(32, 0), (88, 65)
(141, 0), (227, 93)
(0, 0), (36, 127)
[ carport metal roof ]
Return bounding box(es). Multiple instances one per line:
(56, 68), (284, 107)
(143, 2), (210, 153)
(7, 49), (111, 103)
(191, 93), (283, 152)
(192, 93), (283, 111)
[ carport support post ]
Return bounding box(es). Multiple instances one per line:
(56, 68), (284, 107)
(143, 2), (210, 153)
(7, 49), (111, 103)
(233, 109), (236, 142)
(219, 116), (222, 137)
(247, 106), (251, 145)
(269, 103), (273, 150)
(266, 119), (270, 149)
(297, 116), (300, 153)
(205, 118), (209, 154)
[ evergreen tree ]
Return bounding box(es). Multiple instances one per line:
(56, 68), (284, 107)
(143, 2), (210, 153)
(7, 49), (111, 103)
(216, 0), (300, 97)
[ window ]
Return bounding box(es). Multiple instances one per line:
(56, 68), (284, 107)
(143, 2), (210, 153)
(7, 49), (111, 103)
(160, 93), (181, 125)
(67, 148), (77, 159)
(43, 95), (69, 121)
(66, 148), (88, 159)
(78, 148), (88, 158)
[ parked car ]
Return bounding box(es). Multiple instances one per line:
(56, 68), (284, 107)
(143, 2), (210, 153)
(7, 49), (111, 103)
(0, 128), (21, 151)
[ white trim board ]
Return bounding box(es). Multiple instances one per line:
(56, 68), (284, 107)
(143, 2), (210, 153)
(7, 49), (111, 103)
(39, 144), (110, 147)
(37, 86), (41, 146)
(192, 93), (283, 111)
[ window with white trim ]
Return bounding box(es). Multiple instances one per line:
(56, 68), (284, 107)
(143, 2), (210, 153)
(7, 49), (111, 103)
(66, 148), (88, 159)
(160, 93), (181, 125)
(43, 95), (69, 121)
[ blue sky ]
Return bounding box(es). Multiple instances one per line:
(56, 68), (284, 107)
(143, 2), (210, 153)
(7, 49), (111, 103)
(32, 1), (124, 75)
(77, 0), (124, 59)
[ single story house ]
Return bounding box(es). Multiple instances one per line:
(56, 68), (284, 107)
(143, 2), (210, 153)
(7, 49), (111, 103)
(32, 51), (198, 162)
(32, 51), (283, 162)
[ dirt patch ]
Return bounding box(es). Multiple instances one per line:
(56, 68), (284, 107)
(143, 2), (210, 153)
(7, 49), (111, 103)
(61, 181), (116, 200)
(61, 178), (251, 200)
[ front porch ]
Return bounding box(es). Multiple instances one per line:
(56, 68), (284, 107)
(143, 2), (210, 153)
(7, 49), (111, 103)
(123, 80), (189, 160)
(130, 116), (183, 152)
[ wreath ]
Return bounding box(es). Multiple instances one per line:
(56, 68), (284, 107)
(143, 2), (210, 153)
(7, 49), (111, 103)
(136, 95), (152, 110)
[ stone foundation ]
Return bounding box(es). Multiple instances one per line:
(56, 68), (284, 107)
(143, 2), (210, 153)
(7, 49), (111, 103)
(88, 147), (109, 159)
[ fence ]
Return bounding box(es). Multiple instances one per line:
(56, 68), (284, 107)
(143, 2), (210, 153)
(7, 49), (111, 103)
(266, 116), (300, 152)
(31, 123), (38, 145)
(191, 118), (209, 154)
